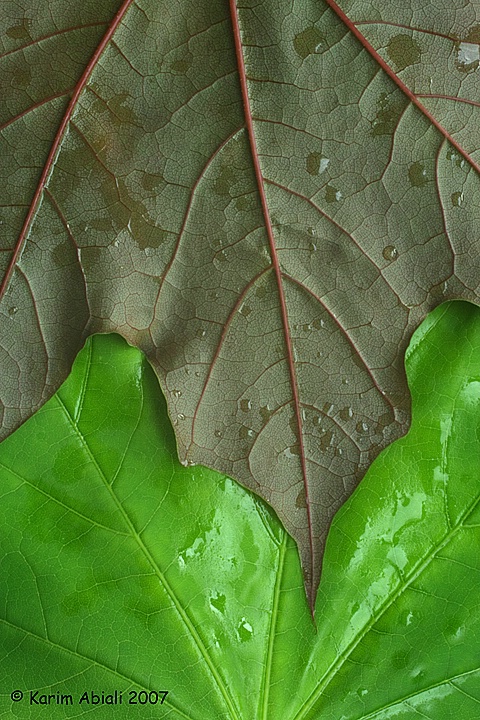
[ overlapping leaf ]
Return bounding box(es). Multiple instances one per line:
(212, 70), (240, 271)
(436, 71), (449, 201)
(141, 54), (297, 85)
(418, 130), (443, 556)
(1, 0), (480, 606)
(1, 301), (480, 718)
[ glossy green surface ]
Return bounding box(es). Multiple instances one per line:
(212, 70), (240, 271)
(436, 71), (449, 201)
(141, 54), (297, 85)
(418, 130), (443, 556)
(1, 300), (480, 718)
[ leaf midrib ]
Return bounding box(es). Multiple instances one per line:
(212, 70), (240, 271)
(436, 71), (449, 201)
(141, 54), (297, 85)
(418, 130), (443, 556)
(0, 618), (195, 720)
(0, 0), (135, 305)
(228, 0), (316, 611)
(324, 0), (480, 175)
(292, 389), (480, 720)
(56, 375), (242, 720)
(354, 666), (480, 720)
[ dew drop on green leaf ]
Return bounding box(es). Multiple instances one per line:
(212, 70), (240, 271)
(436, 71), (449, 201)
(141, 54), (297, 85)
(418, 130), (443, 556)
(209, 592), (226, 614)
(236, 618), (253, 642)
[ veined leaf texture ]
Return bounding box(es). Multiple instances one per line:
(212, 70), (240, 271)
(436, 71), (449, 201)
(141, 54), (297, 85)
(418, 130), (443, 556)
(1, 0), (479, 609)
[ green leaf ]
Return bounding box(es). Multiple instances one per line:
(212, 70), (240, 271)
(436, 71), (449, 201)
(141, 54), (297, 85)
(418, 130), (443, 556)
(1, 0), (480, 606)
(1, 300), (479, 718)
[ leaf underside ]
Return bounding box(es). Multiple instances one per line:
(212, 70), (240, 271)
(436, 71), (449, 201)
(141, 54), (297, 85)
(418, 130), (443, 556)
(1, 0), (480, 608)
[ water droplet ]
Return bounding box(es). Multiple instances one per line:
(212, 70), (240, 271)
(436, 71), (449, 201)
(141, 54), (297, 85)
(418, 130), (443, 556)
(209, 592), (226, 614)
(8, 306), (17, 318)
(236, 617), (253, 642)
(319, 430), (333, 452)
(284, 444), (300, 458)
(408, 161), (428, 187)
(214, 165), (236, 197)
(170, 52), (193, 74)
(173, 389), (182, 398)
(371, 92), (406, 137)
(306, 152), (329, 176)
(387, 34), (422, 71)
(296, 487), (307, 508)
(342, 377), (349, 385)
(239, 425), (254, 439)
(214, 429), (222, 438)
(113, 238), (119, 247)
(451, 191), (464, 207)
(293, 27), (326, 59)
(455, 40), (480, 73)
(196, 328), (207, 338)
(307, 226), (317, 237)
(236, 195), (251, 211)
(240, 399), (252, 412)
(177, 413), (185, 421)
(308, 242), (317, 252)
(356, 421), (369, 434)
(325, 185), (342, 202)
(383, 245), (398, 261)
(239, 303), (252, 317)
(322, 402), (334, 415)
(259, 404), (273, 423)
(339, 406), (353, 421)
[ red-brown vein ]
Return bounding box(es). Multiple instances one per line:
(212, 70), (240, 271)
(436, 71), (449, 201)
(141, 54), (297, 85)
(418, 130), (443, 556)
(417, 93), (480, 109)
(0, 21), (108, 60)
(152, 126), (243, 324)
(283, 273), (396, 418)
(0, 0), (135, 304)
(0, 89), (73, 133)
(189, 266), (271, 452)
(228, 0), (316, 611)
(323, 0), (480, 177)
(353, 19), (455, 43)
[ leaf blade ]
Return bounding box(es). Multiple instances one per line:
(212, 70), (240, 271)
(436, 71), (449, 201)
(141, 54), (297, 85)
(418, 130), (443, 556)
(2, 0), (480, 606)
(1, 302), (480, 717)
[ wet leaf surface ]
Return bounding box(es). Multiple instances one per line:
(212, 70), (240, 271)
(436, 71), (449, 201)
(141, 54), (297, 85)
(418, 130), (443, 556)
(1, 0), (480, 606)
(1, 301), (480, 718)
